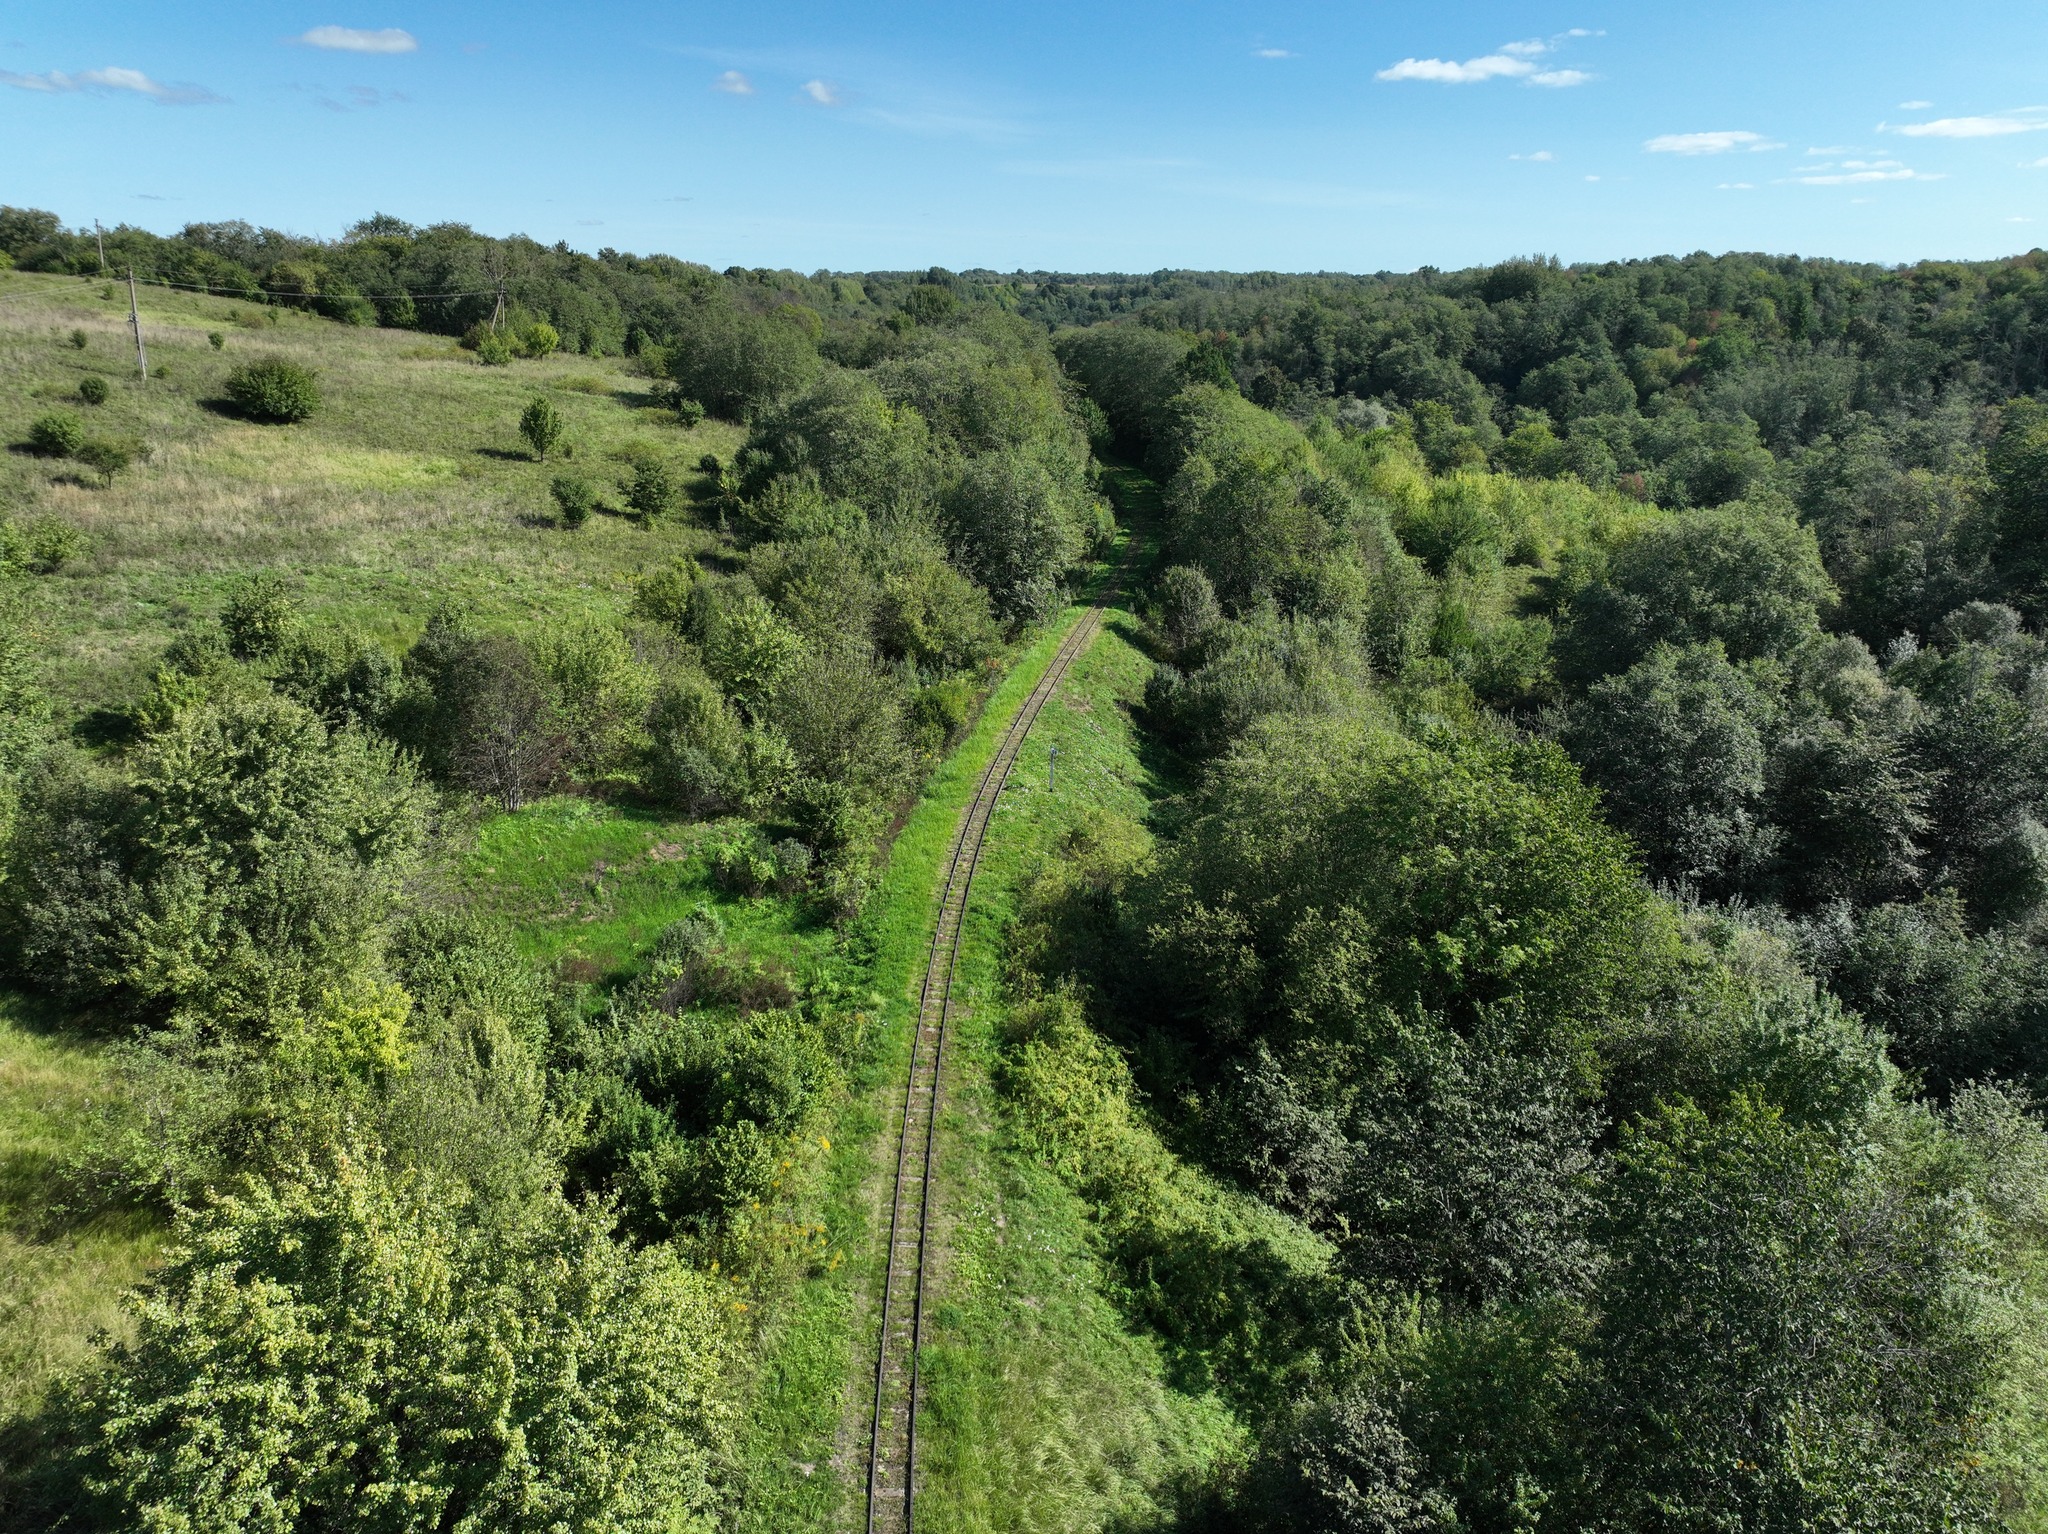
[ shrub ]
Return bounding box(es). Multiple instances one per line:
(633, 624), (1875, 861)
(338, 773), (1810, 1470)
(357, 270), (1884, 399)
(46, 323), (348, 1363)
(77, 373), (109, 406)
(27, 411), (86, 456)
(85, 1153), (734, 1534)
(275, 628), (403, 730)
(550, 473), (598, 528)
(529, 617), (655, 780)
(220, 572), (302, 659)
(710, 830), (781, 898)
(224, 357), (320, 423)
(1153, 563), (1223, 660)
(626, 459), (681, 522)
(520, 320), (560, 359)
(519, 395), (565, 461)
(74, 437), (132, 487)
(476, 331), (515, 367)
(0, 514), (88, 574)
(644, 669), (751, 816)
(398, 623), (565, 807)
(674, 397), (705, 428)
(207, 330), (225, 350)
(1, 695), (429, 1023)
(68, 328), (87, 349)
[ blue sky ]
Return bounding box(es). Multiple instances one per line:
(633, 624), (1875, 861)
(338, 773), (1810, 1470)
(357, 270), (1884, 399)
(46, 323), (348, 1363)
(3, 1), (2046, 272)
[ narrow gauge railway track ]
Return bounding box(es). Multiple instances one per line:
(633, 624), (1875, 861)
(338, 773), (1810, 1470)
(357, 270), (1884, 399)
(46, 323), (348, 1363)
(864, 552), (1132, 1534)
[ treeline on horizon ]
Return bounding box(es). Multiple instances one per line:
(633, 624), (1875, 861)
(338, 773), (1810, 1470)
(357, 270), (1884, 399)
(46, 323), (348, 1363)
(12, 199), (2048, 1530)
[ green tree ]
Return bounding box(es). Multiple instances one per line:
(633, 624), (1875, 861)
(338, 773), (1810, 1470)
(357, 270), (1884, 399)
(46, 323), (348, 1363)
(550, 472), (598, 527)
(1564, 642), (1779, 893)
(1559, 503), (1837, 683)
(3, 695), (429, 1027)
(643, 668), (754, 816)
(1153, 564), (1224, 662)
(88, 1153), (735, 1533)
(518, 395), (564, 461)
(700, 588), (805, 717)
(1569, 1095), (2000, 1532)
(74, 437), (132, 488)
(666, 304), (821, 423)
(519, 319), (560, 358)
(625, 459), (681, 522)
(529, 616), (654, 779)
(943, 448), (1097, 623)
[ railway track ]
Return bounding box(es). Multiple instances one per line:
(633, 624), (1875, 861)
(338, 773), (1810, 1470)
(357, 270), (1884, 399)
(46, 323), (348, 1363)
(863, 551), (1132, 1534)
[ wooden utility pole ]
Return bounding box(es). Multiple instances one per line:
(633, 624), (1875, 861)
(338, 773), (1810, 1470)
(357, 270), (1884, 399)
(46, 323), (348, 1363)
(126, 268), (147, 381)
(94, 220), (107, 274)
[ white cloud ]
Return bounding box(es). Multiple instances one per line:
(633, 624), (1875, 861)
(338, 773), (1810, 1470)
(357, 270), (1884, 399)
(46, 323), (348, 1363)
(1805, 145), (1848, 155)
(1898, 99), (1933, 110)
(713, 69), (752, 94)
(800, 78), (841, 106)
(1717, 181), (1755, 190)
(1584, 174), (1600, 181)
(1377, 31), (1597, 85)
(1378, 53), (1532, 83)
(297, 26), (418, 53)
(2030, 156), (2048, 168)
(1781, 158), (1942, 184)
(1252, 47), (1295, 58)
(1892, 113), (2048, 138)
(1644, 129), (1781, 154)
(0, 65), (223, 104)
(1510, 150), (1555, 161)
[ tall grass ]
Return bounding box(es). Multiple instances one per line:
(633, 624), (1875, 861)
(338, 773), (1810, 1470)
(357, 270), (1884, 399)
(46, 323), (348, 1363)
(0, 271), (735, 707)
(0, 996), (164, 1427)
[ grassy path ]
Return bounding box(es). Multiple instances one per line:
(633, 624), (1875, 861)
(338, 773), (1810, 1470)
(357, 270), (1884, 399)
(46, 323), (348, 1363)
(736, 471), (1240, 1534)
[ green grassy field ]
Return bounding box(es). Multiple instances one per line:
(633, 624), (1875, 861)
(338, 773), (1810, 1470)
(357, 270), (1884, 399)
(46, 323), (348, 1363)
(0, 269), (736, 708)
(0, 996), (164, 1427)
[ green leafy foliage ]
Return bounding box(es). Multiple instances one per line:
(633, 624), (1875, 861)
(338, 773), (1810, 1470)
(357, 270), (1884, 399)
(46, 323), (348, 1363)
(26, 412), (85, 457)
(219, 571), (301, 660)
(2, 694), (429, 1029)
(625, 457), (681, 522)
(665, 303), (821, 423)
(517, 394), (563, 461)
(86, 1152), (734, 1533)
(548, 471), (597, 527)
(75, 375), (107, 407)
(71, 437), (131, 488)
(223, 357), (321, 423)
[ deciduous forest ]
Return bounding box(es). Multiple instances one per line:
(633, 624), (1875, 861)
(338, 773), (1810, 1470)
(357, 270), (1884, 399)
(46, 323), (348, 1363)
(6, 205), (2048, 1531)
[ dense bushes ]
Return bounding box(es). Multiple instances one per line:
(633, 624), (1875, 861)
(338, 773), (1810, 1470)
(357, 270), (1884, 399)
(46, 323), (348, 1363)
(224, 357), (320, 423)
(85, 1153), (734, 1533)
(2, 695), (428, 1029)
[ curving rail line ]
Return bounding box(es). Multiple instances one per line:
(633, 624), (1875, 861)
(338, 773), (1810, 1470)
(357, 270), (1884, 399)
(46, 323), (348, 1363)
(864, 549), (1132, 1534)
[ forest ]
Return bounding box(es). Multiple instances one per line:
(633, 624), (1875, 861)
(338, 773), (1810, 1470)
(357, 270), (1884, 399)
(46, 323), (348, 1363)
(5, 204), (2048, 1531)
